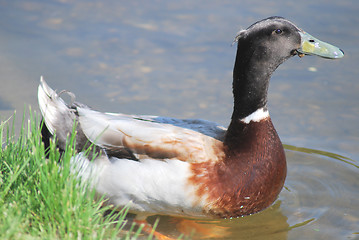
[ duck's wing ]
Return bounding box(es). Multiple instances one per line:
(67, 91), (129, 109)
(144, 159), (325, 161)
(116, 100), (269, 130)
(78, 108), (226, 163)
(38, 78), (226, 163)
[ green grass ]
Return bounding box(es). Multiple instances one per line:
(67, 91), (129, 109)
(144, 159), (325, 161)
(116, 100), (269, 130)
(0, 109), (145, 239)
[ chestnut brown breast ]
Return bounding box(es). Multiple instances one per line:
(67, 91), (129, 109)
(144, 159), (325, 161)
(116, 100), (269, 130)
(189, 117), (286, 218)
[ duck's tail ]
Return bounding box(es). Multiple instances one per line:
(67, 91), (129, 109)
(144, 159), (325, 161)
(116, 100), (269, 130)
(38, 77), (89, 153)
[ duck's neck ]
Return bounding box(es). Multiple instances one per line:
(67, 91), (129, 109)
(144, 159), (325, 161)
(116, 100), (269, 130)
(231, 42), (281, 121)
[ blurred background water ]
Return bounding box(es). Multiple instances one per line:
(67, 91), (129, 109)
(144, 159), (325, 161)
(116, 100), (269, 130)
(0, 0), (358, 239)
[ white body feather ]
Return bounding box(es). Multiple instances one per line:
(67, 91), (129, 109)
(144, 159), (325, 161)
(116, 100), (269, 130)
(71, 153), (207, 217)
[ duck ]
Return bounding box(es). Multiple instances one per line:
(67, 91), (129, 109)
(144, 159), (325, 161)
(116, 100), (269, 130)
(38, 16), (343, 238)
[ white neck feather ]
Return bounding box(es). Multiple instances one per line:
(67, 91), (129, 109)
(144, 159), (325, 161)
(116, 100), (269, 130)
(240, 108), (269, 124)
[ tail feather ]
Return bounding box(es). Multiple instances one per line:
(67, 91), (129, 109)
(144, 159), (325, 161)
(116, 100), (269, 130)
(38, 77), (92, 153)
(38, 77), (71, 134)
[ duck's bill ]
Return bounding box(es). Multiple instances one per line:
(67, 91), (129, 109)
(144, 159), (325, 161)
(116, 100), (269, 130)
(297, 32), (344, 59)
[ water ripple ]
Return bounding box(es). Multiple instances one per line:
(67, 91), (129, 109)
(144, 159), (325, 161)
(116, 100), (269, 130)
(279, 145), (359, 239)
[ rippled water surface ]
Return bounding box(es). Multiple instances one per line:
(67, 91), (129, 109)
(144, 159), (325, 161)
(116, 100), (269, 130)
(0, 0), (358, 239)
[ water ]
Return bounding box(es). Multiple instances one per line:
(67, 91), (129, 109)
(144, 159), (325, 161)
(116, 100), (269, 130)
(0, 0), (358, 239)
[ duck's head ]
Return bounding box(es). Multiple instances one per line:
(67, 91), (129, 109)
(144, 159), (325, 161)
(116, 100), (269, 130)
(234, 16), (344, 64)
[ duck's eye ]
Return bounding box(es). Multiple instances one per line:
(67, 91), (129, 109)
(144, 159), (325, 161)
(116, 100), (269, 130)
(274, 29), (283, 34)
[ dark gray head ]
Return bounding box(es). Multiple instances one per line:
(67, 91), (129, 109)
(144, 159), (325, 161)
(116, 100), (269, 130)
(234, 16), (344, 62)
(234, 16), (302, 65)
